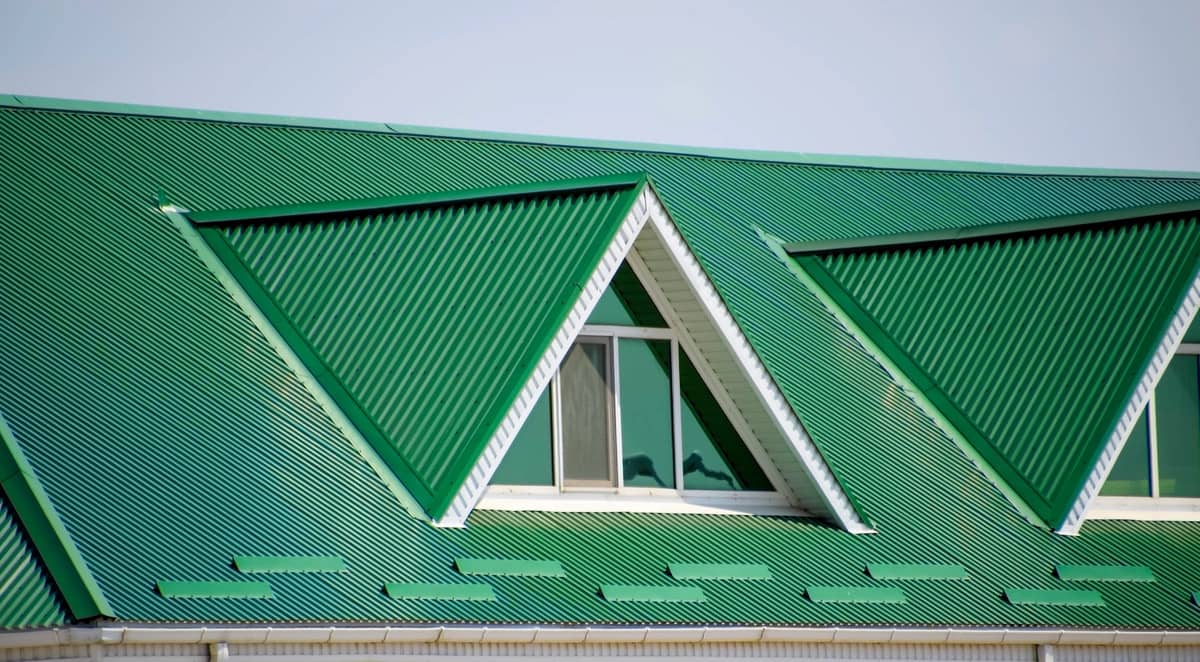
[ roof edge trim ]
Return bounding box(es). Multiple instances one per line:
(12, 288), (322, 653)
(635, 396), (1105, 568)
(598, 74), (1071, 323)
(0, 411), (112, 620)
(1061, 258), (1200, 534)
(5, 94), (1200, 180)
(4, 624), (1197, 648)
(770, 237), (1049, 529)
(433, 182), (650, 525)
(784, 200), (1200, 256)
(162, 209), (429, 520)
(189, 173), (649, 224)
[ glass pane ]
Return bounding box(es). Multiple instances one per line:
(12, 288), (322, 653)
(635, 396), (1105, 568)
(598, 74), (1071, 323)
(585, 263), (668, 327)
(619, 339), (674, 488)
(679, 352), (772, 491)
(490, 388), (553, 485)
(1185, 315), (1200, 343)
(1157, 355), (1200, 497)
(561, 340), (615, 486)
(1099, 406), (1150, 497)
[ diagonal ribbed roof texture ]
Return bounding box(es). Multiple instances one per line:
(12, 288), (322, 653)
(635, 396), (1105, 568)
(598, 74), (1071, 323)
(208, 183), (640, 517)
(2, 99), (1200, 626)
(0, 493), (69, 629)
(808, 216), (1200, 528)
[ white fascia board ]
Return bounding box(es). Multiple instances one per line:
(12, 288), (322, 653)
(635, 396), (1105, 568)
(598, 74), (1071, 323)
(435, 185), (866, 532)
(637, 190), (870, 533)
(434, 190), (651, 526)
(4, 625), (1194, 650)
(1062, 266), (1200, 534)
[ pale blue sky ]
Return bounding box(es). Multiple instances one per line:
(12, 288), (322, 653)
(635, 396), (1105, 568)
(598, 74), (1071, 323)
(2, 0), (1197, 171)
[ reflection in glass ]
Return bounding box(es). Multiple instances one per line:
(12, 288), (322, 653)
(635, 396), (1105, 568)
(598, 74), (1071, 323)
(619, 338), (673, 488)
(561, 340), (615, 486)
(1099, 406), (1150, 497)
(1158, 355), (1200, 497)
(490, 389), (553, 486)
(679, 352), (772, 491)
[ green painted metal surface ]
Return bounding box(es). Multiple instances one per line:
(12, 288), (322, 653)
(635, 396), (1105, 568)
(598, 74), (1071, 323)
(2, 99), (1200, 629)
(157, 581), (273, 599)
(808, 215), (1200, 528)
(668, 563), (772, 580)
(205, 180), (642, 517)
(600, 585), (706, 603)
(385, 583), (496, 601)
(867, 564), (969, 581)
(1055, 564), (1155, 582)
(455, 558), (566, 577)
(806, 586), (906, 604)
(234, 555), (348, 574)
(1004, 589), (1104, 607)
(0, 492), (69, 628)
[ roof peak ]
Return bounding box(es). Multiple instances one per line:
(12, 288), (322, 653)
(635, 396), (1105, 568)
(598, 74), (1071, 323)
(5, 93), (1200, 181)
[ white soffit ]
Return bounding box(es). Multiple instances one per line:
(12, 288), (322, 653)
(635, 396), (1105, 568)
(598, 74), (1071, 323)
(1064, 266), (1200, 534)
(437, 185), (868, 532)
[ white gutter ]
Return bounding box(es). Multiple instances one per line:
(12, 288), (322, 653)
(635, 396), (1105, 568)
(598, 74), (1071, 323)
(4, 625), (1199, 650)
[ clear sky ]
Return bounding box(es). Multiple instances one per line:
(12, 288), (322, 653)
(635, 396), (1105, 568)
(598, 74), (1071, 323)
(2, 0), (1198, 171)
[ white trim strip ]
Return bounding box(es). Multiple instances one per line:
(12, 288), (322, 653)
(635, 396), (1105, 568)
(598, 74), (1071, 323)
(434, 191), (651, 526)
(638, 194), (871, 533)
(1064, 267), (1200, 534)
(4, 625), (1198, 650)
(476, 488), (796, 516)
(1088, 496), (1200, 521)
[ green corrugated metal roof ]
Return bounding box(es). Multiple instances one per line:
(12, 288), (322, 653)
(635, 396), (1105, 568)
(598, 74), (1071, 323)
(2, 98), (1200, 629)
(205, 178), (642, 517)
(802, 214), (1200, 528)
(0, 493), (69, 629)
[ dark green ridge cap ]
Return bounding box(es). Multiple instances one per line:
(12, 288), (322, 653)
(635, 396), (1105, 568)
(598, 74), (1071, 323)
(6, 94), (1200, 180)
(426, 179), (648, 520)
(0, 412), (113, 619)
(785, 199), (1200, 255)
(806, 586), (907, 604)
(194, 227), (436, 514)
(233, 555), (348, 574)
(1055, 564), (1155, 582)
(189, 172), (648, 224)
(157, 580), (273, 599)
(600, 585), (706, 603)
(774, 238), (1051, 529)
(668, 562), (772, 580)
(385, 582), (496, 601)
(1004, 588), (1105, 607)
(455, 558), (566, 577)
(867, 563), (969, 581)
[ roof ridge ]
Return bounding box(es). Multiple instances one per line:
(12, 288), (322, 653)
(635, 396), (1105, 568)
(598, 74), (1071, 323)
(5, 93), (1200, 181)
(785, 198), (1200, 255)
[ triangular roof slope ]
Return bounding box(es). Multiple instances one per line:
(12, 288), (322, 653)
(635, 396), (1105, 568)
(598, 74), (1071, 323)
(191, 176), (646, 519)
(786, 208), (1200, 530)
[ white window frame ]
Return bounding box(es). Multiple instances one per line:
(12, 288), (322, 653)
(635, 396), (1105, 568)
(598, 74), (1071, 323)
(480, 323), (791, 516)
(1090, 342), (1200, 521)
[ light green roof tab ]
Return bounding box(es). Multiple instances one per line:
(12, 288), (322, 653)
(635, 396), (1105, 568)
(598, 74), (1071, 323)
(1055, 564), (1155, 582)
(385, 582), (496, 601)
(1005, 589), (1104, 607)
(668, 562), (771, 580)
(455, 558), (566, 577)
(157, 580), (273, 599)
(600, 585), (706, 603)
(867, 564), (969, 580)
(233, 555), (347, 574)
(806, 586), (907, 604)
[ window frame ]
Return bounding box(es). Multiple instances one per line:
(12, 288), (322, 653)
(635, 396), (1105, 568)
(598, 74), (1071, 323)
(1091, 342), (1200, 520)
(482, 323), (788, 514)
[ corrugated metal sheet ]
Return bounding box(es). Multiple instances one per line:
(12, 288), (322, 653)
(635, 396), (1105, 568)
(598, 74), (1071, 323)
(213, 185), (639, 517)
(1, 101), (1200, 627)
(0, 494), (69, 629)
(814, 217), (1200, 528)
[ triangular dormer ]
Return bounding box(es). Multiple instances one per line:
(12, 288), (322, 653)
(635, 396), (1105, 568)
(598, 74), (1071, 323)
(177, 175), (868, 531)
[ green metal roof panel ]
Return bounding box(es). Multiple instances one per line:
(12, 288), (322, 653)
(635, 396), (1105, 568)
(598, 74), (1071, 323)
(1004, 589), (1105, 607)
(867, 564), (969, 581)
(208, 181), (641, 517)
(0, 492), (70, 629)
(2, 102), (1200, 628)
(455, 558), (566, 577)
(810, 215), (1200, 527)
(233, 555), (348, 574)
(806, 586), (906, 604)
(1055, 564), (1155, 582)
(157, 581), (273, 599)
(600, 585), (706, 603)
(668, 562), (772, 580)
(385, 582), (496, 602)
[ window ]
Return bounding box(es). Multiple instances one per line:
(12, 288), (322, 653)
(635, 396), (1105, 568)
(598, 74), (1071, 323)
(1101, 345), (1200, 499)
(487, 263), (778, 511)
